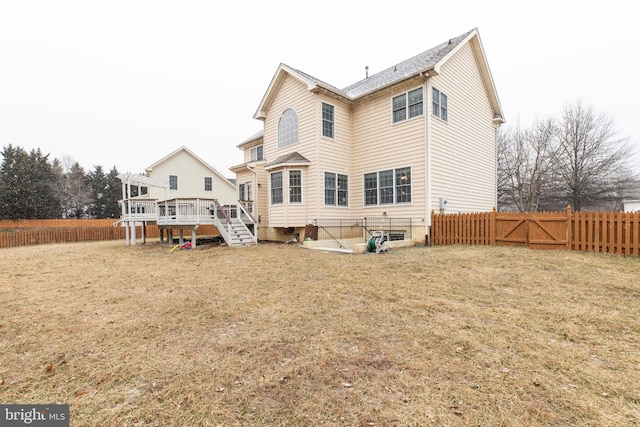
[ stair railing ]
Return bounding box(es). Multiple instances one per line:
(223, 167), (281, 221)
(237, 200), (258, 244)
(211, 200), (233, 243)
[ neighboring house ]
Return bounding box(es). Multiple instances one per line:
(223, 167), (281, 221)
(231, 28), (504, 244)
(119, 146), (256, 246)
(623, 200), (640, 212)
(144, 146), (237, 202)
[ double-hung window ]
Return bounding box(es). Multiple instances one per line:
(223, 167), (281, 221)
(169, 175), (178, 190)
(379, 170), (394, 205)
(432, 87), (448, 121)
(322, 103), (335, 138)
(395, 167), (411, 203)
(204, 176), (212, 192)
(363, 167), (412, 206)
(392, 87), (423, 123)
(364, 173), (378, 205)
(324, 172), (348, 206)
(250, 145), (263, 161)
(270, 172), (283, 205)
(289, 170), (302, 203)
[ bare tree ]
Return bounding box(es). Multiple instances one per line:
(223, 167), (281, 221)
(53, 155), (92, 218)
(554, 99), (637, 211)
(497, 117), (558, 211)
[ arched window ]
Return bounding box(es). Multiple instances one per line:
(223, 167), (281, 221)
(278, 109), (298, 147)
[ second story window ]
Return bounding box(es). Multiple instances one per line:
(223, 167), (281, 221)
(204, 176), (212, 192)
(432, 87), (448, 121)
(278, 109), (298, 148)
(322, 102), (334, 139)
(251, 145), (263, 161)
(169, 175), (178, 190)
(392, 87), (423, 123)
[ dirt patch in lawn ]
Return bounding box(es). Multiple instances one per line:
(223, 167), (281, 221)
(1, 241), (639, 426)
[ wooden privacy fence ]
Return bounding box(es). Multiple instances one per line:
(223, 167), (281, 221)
(0, 219), (219, 249)
(0, 219), (119, 229)
(431, 207), (640, 256)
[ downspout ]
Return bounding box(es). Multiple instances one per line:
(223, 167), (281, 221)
(247, 162), (259, 233)
(315, 99), (321, 226)
(423, 74), (433, 243)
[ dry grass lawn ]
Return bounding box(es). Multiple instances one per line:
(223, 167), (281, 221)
(1, 240), (639, 426)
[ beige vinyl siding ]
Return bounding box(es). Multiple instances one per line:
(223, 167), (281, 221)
(316, 95), (352, 219)
(263, 75), (316, 227)
(235, 164), (270, 239)
(350, 81), (427, 221)
(254, 165), (269, 228)
(147, 150), (236, 204)
(242, 140), (263, 163)
(430, 42), (497, 214)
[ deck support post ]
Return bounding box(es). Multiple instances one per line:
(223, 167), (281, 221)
(130, 221), (137, 246)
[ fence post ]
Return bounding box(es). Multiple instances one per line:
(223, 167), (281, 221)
(566, 205), (572, 250)
(430, 210), (436, 245)
(489, 207), (496, 245)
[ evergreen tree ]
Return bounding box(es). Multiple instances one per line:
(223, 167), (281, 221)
(104, 166), (122, 218)
(87, 165), (120, 218)
(88, 165), (108, 218)
(0, 145), (60, 219)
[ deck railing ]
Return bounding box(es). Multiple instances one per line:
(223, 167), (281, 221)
(156, 198), (218, 225)
(121, 199), (159, 221)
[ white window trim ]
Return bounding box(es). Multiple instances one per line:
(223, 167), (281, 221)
(432, 87), (448, 122)
(322, 102), (335, 140)
(270, 171), (284, 205)
(289, 169), (303, 205)
(362, 167), (413, 207)
(278, 109), (299, 148)
(392, 86), (424, 124)
(169, 175), (178, 191)
(324, 171), (348, 207)
(250, 145), (263, 161)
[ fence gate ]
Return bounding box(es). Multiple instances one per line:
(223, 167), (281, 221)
(495, 214), (528, 247)
(431, 207), (640, 255)
(495, 212), (568, 250)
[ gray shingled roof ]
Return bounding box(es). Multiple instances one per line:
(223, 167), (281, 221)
(266, 151), (310, 167)
(286, 29), (475, 101)
(242, 29), (478, 143)
(341, 29), (475, 99)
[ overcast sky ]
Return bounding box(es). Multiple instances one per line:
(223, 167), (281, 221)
(1, 1), (638, 178)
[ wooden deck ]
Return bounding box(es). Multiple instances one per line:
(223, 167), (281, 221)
(120, 198), (256, 246)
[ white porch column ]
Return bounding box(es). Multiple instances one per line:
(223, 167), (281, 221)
(191, 229), (197, 248)
(130, 221), (137, 246)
